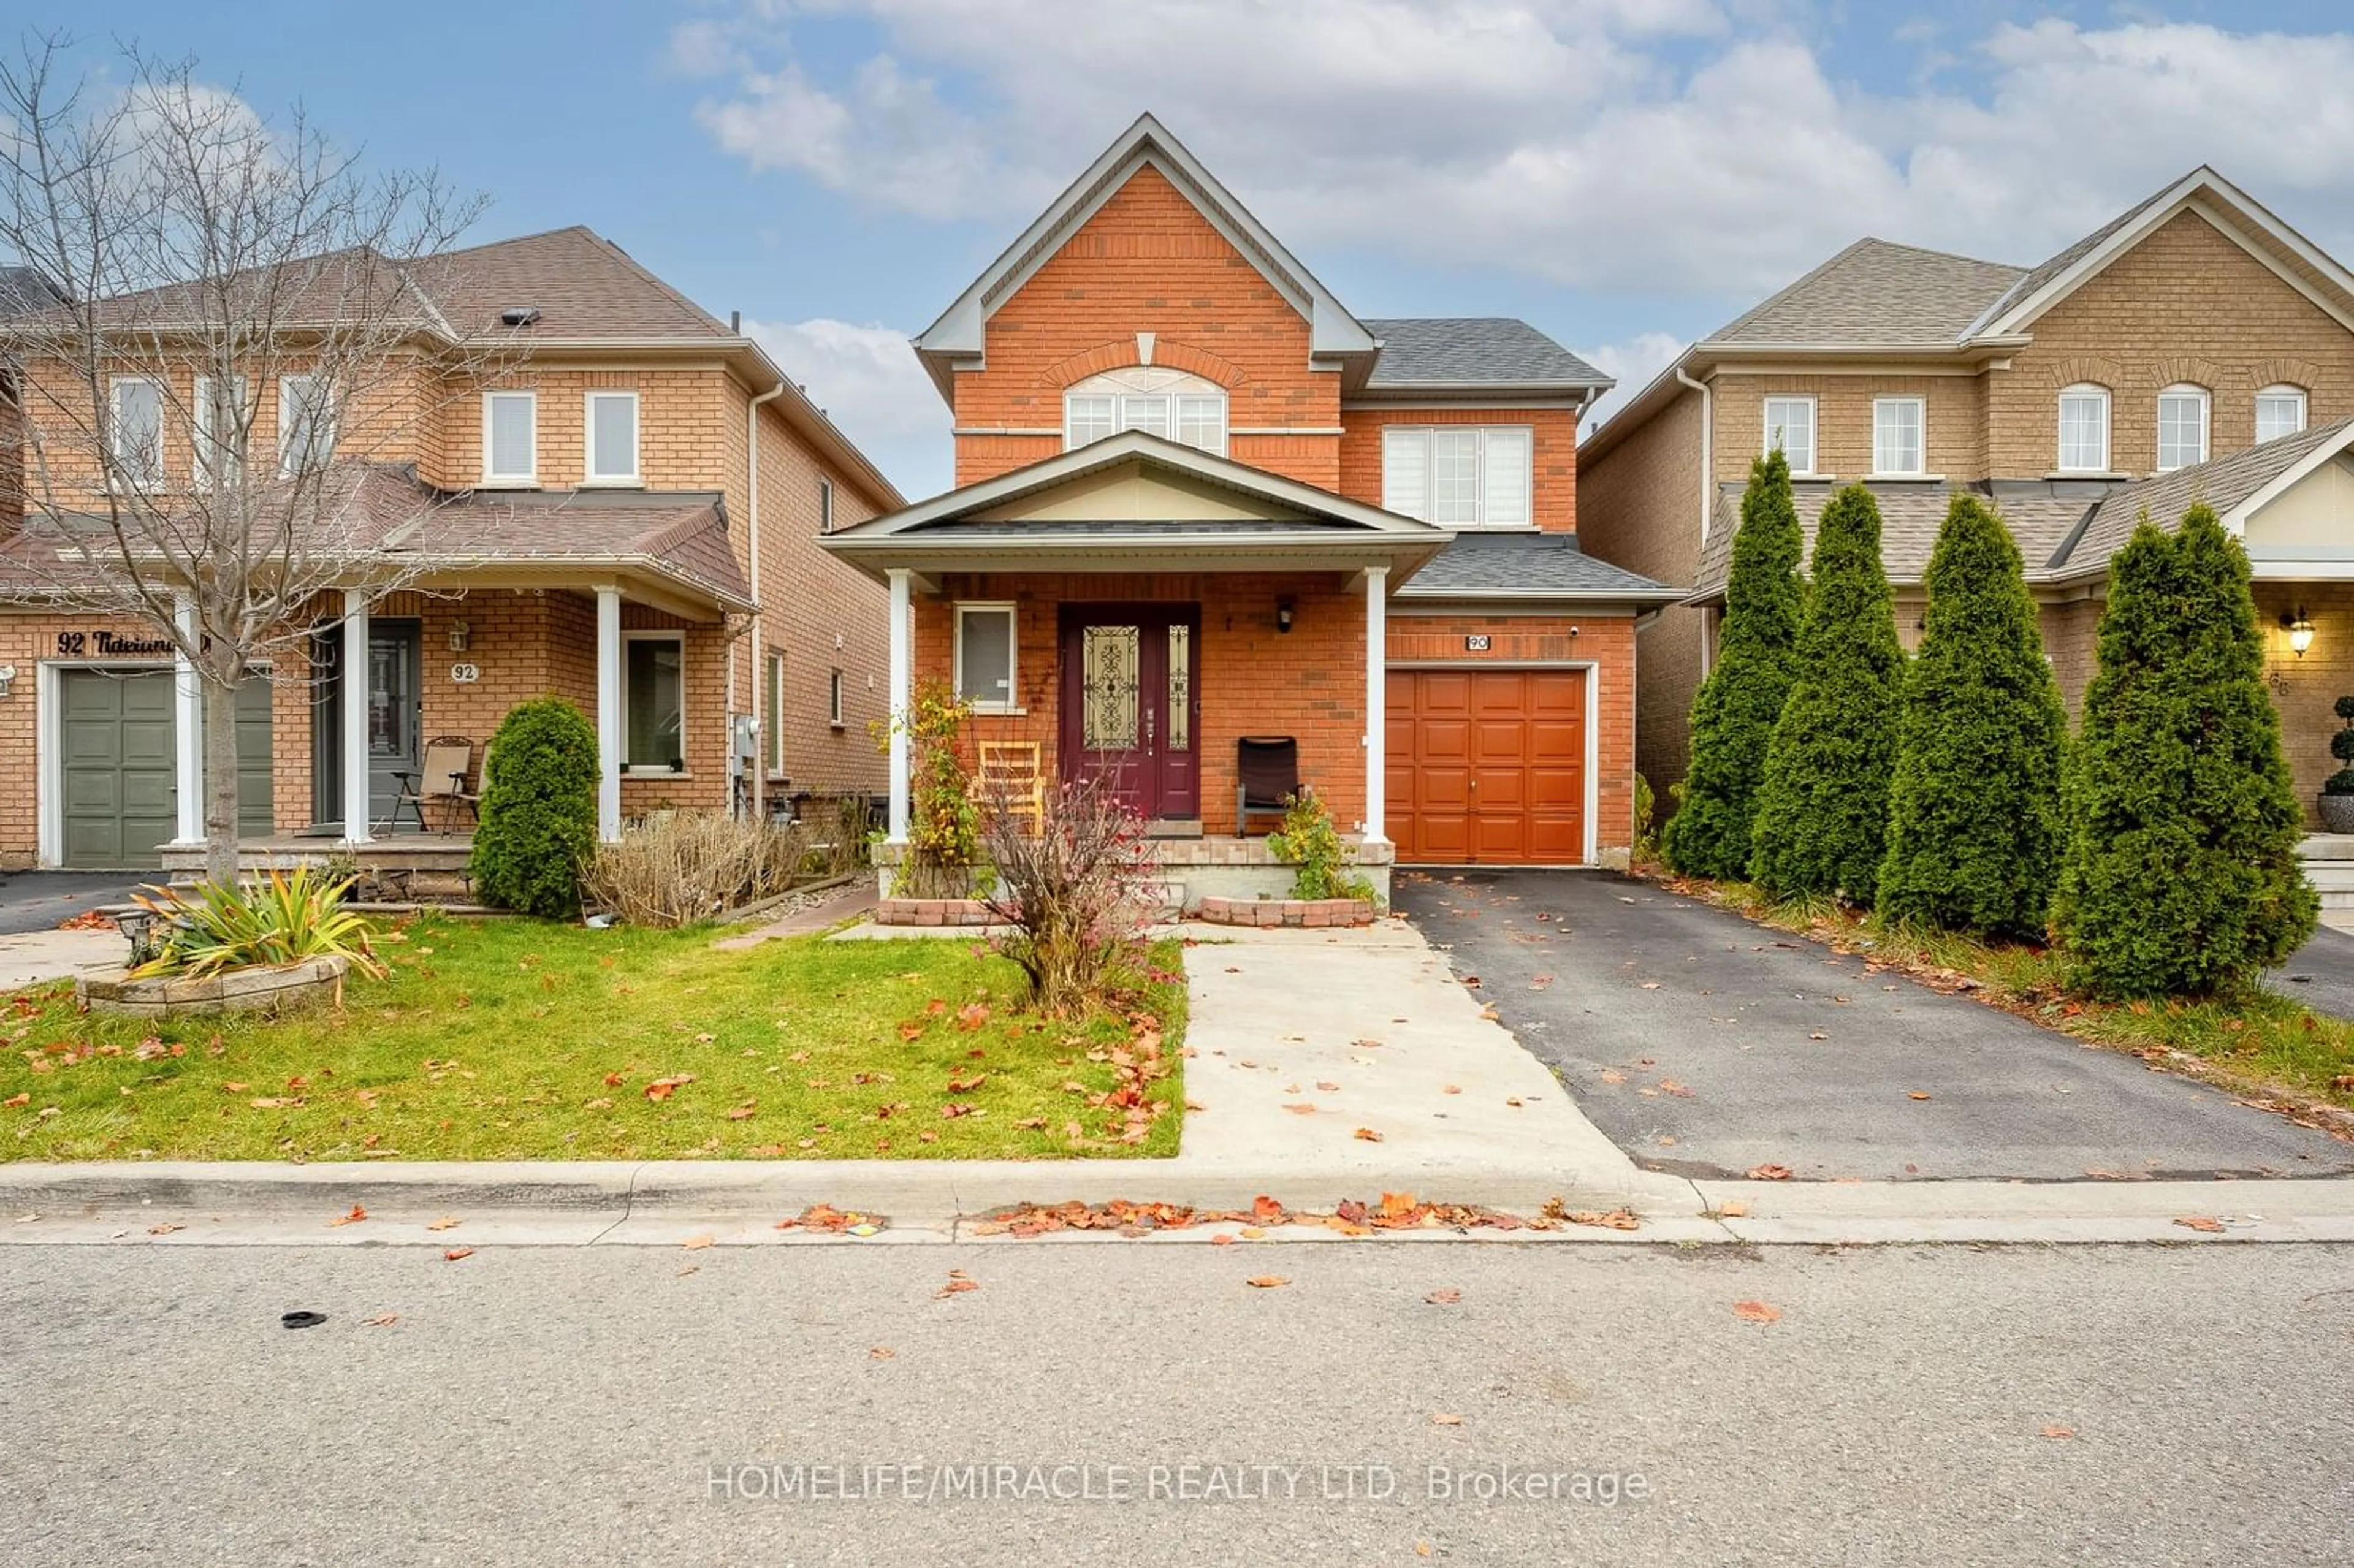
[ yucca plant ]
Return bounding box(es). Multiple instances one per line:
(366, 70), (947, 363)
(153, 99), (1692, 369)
(129, 866), (385, 981)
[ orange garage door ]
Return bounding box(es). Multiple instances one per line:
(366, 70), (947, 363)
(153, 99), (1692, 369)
(1386, 668), (1586, 865)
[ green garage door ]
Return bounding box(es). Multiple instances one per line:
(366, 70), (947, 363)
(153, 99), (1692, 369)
(58, 669), (274, 869)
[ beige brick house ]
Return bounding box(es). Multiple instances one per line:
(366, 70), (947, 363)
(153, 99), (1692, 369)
(1579, 166), (2354, 827)
(0, 227), (899, 870)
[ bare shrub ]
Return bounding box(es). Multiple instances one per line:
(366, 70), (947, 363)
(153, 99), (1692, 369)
(981, 774), (1156, 1014)
(581, 813), (812, 928)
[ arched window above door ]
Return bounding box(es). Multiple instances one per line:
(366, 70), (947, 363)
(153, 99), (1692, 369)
(1063, 367), (1227, 455)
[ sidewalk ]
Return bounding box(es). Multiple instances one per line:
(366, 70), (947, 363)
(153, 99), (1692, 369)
(0, 927), (126, 992)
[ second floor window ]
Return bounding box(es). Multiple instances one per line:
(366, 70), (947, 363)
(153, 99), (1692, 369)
(193, 375), (248, 489)
(1063, 367), (1227, 456)
(2157, 384), (2209, 471)
(1762, 396), (1816, 475)
(110, 378), (164, 485)
(820, 476), (834, 533)
(1382, 425), (1533, 528)
(587, 390), (640, 484)
(2257, 385), (2308, 444)
(1872, 397), (1925, 476)
(2058, 385), (2111, 473)
(278, 374), (335, 475)
(484, 391), (536, 484)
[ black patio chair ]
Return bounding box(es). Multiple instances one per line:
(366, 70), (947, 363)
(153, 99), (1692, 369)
(1236, 736), (1308, 836)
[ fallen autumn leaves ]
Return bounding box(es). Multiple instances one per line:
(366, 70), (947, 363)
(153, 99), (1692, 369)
(966, 1192), (1640, 1237)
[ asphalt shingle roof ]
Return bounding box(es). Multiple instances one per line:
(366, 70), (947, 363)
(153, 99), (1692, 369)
(1363, 318), (1610, 388)
(2052, 415), (2354, 577)
(1703, 239), (2026, 349)
(1403, 531), (1677, 599)
(0, 264), (63, 318)
(1688, 483), (2094, 601)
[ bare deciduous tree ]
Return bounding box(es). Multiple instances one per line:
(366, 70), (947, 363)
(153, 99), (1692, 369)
(0, 35), (522, 881)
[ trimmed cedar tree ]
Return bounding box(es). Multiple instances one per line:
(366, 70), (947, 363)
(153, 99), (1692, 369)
(470, 697), (601, 919)
(1748, 485), (1905, 904)
(1662, 448), (1804, 880)
(2052, 507), (2317, 998)
(1876, 494), (2068, 938)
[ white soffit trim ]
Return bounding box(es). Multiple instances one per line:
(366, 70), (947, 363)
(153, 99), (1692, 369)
(913, 113), (1376, 365)
(1967, 168), (2354, 341)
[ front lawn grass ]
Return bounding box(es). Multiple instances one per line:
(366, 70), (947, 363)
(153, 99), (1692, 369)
(1, 919), (1186, 1162)
(1655, 872), (2354, 1121)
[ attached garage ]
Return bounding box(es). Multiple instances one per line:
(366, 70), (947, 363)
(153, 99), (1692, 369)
(54, 668), (274, 869)
(1385, 667), (1588, 866)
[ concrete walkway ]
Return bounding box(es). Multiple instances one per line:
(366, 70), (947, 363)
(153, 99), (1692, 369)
(709, 881), (877, 950)
(0, 928), (127, 993)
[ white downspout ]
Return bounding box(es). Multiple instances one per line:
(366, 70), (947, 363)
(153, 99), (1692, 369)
(1675, 363), (1716, 682)
(746, 382), (785, 821)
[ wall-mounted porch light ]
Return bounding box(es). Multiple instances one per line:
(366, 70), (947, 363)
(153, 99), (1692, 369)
(1275, 596), (1296, 634)
(0, 663), (15, 698)
(2283, 609), (2315, 658)
(448, 620), (471, 653)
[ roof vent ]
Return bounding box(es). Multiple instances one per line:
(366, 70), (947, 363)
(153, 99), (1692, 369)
(500, 306), (541, 329)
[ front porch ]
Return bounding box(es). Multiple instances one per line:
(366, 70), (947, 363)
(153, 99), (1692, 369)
(160, 830), (481, 901)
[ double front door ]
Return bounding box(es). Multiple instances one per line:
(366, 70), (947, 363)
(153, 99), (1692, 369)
(1058, 604), (1200, 822)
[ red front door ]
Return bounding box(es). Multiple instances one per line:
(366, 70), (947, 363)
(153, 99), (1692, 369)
(1059, 605), (1201, 821)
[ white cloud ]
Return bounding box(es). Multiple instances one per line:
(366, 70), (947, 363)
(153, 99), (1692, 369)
(1576, 330), (1691, 430)
(743, 315), (952, 500)
(685, 7), (2354, 295)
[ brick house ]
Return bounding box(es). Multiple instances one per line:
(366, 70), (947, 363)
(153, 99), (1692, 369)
(1579, 166), (2354, 826)
(0, 227), (899, 870)
(820, 116), (1675, 906)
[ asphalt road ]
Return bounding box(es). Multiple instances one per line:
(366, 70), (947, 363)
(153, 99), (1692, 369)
(1, 1240), (2347, 1567)
(1394, 869), (2354, 1183)
(0, 870), (144, 937)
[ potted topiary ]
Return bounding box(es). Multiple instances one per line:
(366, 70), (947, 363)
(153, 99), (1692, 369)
(2323, 695), (2354, 834)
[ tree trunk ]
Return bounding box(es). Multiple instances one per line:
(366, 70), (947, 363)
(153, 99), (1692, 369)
(200, 651), (245, 888)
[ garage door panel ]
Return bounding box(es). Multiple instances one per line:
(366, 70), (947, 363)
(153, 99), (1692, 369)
(1392, 667), (1587, 867)
(58, 668), (273, 867)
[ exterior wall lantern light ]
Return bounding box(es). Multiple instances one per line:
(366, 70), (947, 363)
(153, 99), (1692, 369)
(448, 620), (471, 653)
(1275, 596), (1295, 634)
(2284, 611), (2315, 658)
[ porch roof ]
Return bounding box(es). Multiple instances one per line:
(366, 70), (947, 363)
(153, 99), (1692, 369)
(818, 431), (1453, 585)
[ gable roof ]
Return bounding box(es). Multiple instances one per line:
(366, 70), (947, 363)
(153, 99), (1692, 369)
(1360, 318), (1611, 393)
(1961, 167), (2354, 341)
(2047, 415), (2354, 577)
(1704, 239), (2025, 350)
(913, 113), (1377, 401)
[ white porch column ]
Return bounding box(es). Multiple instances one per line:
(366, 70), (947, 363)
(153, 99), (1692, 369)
(340, 589), (373, 847)
(595, 585), (623, 843)
(1362, 566), (1389, 845)
(170, 595), (204, 845)
(886, 568), (912, 843)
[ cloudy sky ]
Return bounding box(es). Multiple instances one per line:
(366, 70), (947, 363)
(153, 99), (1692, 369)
(48, 1), (2354, 497)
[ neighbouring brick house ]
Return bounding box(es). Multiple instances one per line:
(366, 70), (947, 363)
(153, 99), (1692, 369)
(0, 227), (899, 870)
(820, 115), (1675, 906)
(1579, 166), (2354, 827)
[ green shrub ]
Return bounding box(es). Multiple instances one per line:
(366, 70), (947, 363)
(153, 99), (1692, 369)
(470, 698), (600, 919)
(1749, 484), (1905, 905)
(2052, 507), (2317, 997)
(129, 866), (383, 980)
(2328, 695), (2354, 796)
(1267, 791), (1376, 902)
(1876, 493), (2068, 938)
(1662, 448), (1804, 880)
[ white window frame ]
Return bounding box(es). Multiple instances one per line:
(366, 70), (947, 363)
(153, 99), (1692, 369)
(1762, 395), (1818, 476)
(109, 375), (166, 487)
(192, 374), (248, 490)
(1870, 396), (1926, 477)
(765, 652), (786, 772)
(2057, 384), (2112, 474)
(620, 629), (686, 774)
(2256, 384), (2309, 444)
(277, 373), (335, 476)
(2157, 384), (2210, 473)
(829, 668), (846, 729)
(481, 390), (537, 486)
(584, 390), (641, 486)
(1062, 367), (1228, 456)
(819, 476), (835, 534)
(953, 601), (1019, 714)
(1380, 425), (1536, 528)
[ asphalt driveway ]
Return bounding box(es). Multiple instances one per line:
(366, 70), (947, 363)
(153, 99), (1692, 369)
(0, 872), (144, 938)
(2267, 924), (2354, 1021)
(1393, 868), (2354, 1183)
